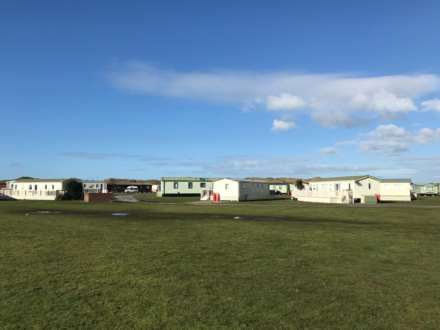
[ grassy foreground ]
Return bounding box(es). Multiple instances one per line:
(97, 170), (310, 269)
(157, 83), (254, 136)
(1, 199), (440, 329)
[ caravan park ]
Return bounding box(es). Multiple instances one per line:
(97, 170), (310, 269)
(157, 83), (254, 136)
(3, 0), (440, 328)
(1, 181), (440, 328)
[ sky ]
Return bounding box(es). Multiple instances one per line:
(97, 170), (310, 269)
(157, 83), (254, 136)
(1, 0), (440, 182)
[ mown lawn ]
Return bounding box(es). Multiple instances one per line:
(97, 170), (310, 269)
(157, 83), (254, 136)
(1, 199), (440, 329)
(130, 192), (201, 203)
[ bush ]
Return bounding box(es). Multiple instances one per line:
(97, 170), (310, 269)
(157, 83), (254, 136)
(62, 179), (84, 200)
(295, 179), (305, 190)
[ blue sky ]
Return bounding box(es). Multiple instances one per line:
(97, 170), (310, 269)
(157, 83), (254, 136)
(1, 0), (440, 182)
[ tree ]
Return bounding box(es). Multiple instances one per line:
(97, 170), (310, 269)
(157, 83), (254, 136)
(295, 179), (305, 190)
(62, 179), (84, 200)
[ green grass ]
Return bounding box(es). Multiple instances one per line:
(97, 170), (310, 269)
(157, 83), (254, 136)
(1, 199), (440, 329)
(130, 192), (201, 203)
(413, 195), (440, 205)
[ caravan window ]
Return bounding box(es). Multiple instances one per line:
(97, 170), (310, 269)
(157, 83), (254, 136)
(173, 182), (179, 189)
(188, 182), (193, 189)
(368, 183), (371, 190)
(225, 184), (229, 190)
(200, 182), (206, 188)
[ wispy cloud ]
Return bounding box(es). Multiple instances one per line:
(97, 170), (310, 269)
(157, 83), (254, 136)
(202, 156), (390, 178)
(202, 155), (440, 182)
(319, 147), (337, 155)
(61, 152), (174, 165)
(62, 152), (143, 160)
(267, 94), (305, 111)
(60, 150), (439, 182)
(322, 124), (440, 155)
(109, 61), (440, 128)
(360, 124), (440, 154)
(272, 119), (295, 131)
(421, 98), (440, 112)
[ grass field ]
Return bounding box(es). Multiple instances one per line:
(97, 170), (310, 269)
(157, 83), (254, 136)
(1, 197), (440, 328)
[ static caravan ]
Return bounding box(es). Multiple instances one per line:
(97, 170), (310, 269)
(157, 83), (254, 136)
(292, 175), (413, 204)
(269, 183), (289, 194)
(82, 180), (108, 193)
(379, 179), (412, 202)
(158, 177), (214, 196)
(413, 183), (440, 196)
(292, 175), (382, 204)
(0, 181), (8, 200)
(2, 179), (65, 201)
(212, 179), (273, 201)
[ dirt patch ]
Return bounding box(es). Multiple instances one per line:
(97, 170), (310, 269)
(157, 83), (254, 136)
(25, 210), (63, 216)
(113, 195), (138, 203)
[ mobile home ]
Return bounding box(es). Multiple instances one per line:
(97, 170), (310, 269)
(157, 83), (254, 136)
(291, 175), (412, 204)
(2, 179), (65, 201)
(269, 183), (290, 194)
(81, 180), (108, 193)
(379, 179), (413, 201)
(158, 177), (214, 196)
(413, 183), (440, 196)
(212, 178), (273, 201)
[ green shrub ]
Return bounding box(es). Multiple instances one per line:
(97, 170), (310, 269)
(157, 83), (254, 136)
(62, 179), (84, 200)
(295, 179), (305, 190)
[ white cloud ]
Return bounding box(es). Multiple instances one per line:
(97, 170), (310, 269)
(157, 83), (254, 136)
(266, 93), (306, 111)
(311, 111), (366, 128)
(421, 98), (440, 112)
(202, 156), (393, 179)
(360, 124), (409, 153)
(323, 125), (440, 156)
(360, 124), (440, 154)
(272, 119), (295, 131)
(351, 90), (416, 114)
(414, 128), (440, 144)
(109, 62), (440, 127)
(319, 147), (337, 155)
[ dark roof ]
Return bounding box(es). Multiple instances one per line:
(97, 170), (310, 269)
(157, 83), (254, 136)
(245, 177), (302, 184)
(307, 175), (376, 182)
(161, 177), (216, 182)
(11, 178), (66, 183)
(307, 175), (412, 183)
(215, 178), (271, 184)
(381, 179), (412, 183)
(105, 178), (159, 185)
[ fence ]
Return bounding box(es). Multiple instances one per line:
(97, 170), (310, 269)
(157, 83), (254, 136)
(0, 189), (63, 200)
(293, 189), (354, 204)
